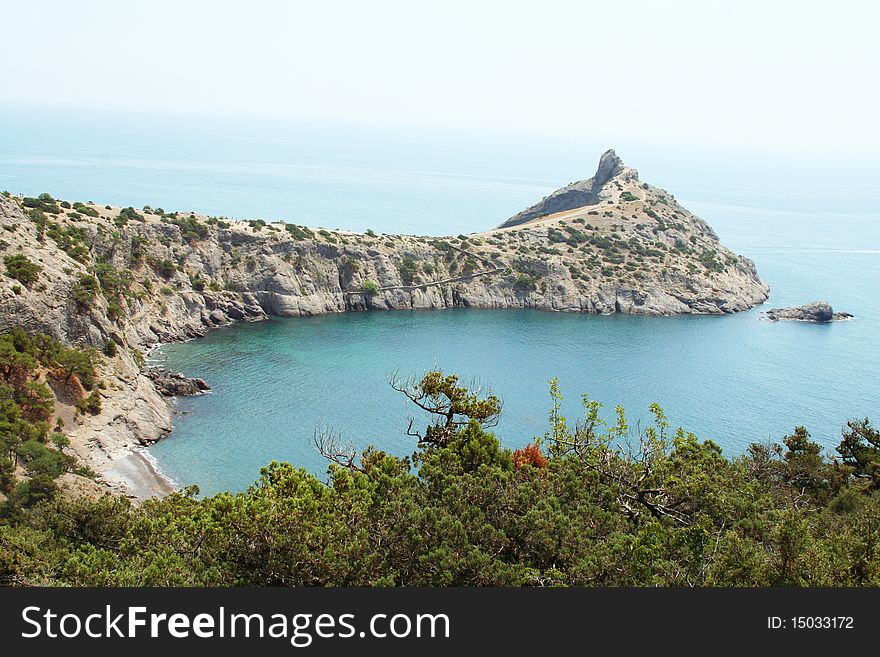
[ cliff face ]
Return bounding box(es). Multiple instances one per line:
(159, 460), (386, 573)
(0, 150), (769, 495)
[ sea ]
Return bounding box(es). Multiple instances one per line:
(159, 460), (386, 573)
(2, 105), (878, 495)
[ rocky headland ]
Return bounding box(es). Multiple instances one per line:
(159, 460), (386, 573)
(0, 150), (769, 498)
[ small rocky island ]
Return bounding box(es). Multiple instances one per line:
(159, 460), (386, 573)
(765, 301), (853, 322)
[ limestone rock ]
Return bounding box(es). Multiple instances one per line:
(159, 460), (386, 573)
(146, 368), (211, 396)
(765, 301), (852, 322)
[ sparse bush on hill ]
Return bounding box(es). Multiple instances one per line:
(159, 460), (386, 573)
(398, 256), (419, 285)
(151, 258), (178, 279)
(75, 390), (102, 416)
(114, 207), (144, 227)
(513, 273), (539, 292)
(284, 224), (314, 240)
(71, 274), (99, 306)
(3, 254), (41, 287)
(166, 215), (209, 242)
(22, 193), (61, 214)
(72, 202), (99, 218)
(102, 338), (118, 357)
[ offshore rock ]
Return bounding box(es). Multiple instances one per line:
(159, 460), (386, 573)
(146, 368), (211, 396)
(765, 301), (852, 322)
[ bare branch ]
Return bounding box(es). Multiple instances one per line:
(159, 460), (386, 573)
(312, 426), (364, 473)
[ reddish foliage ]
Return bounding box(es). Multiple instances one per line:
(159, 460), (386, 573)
(47, 367), (86, 403)
(512, 442), (548, 470)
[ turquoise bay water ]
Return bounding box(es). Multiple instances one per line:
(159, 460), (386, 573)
(150, 297), (878, 496)
(2, 107), (878, 494)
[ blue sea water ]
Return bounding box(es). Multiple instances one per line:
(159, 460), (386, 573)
(2, 106), (878, 495)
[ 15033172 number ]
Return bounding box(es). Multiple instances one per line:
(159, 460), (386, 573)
(792, 617), (853, 629)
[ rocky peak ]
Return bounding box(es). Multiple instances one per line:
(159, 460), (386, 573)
(594, 149), (625, 187)
(593, 148), (639, 190)
(497, 148), (640, 228)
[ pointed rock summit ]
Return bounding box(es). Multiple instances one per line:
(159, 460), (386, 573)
(593, 149), (629, 187)
(498, 149), (639, 229)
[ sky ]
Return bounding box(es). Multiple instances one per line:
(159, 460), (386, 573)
(1, 0), (878, 154)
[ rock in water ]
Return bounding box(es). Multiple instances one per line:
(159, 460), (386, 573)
(765, 301), (852, 322)
(146, 368), (211, 396)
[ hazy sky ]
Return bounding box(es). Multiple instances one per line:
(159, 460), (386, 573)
(2, 0), (877, 154)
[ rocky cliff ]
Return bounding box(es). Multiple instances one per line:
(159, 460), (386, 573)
(0, 150), (769, 496)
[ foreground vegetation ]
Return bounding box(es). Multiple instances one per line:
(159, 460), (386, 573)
(1, 362), (879, 586)
(0, 329), (99, 510)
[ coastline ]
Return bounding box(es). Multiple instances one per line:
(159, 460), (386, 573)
(0, 153), (772, 503)
(103, 447), (178, 500)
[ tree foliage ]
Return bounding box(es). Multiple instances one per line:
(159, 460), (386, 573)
(0, 329), (93, 514)
(1, 368), (880, 587)
(3, 255), (42, 287)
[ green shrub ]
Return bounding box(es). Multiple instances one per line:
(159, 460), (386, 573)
(362, 280), (380, 295)
(129, 235), (148, 264)
(152, 259), (178, 278)
(72, 202), (99, 218)
(27, 209), (48, 241)
(284, 224), (314, 240)
(71, 275), (99, 305)
(22, 193), (61, 214)
(166, 215), (209, 242)
(76, 390), (102, 415)
(189, 274), (206, 291)
(46, 222), (90, 263)
(113, 207), (142, 227)
(513, 273), (539, 292)
(3, 254), (42, 287)
(105, 298), (124, 322)
(130, 348), (146, 370)
(398, 256), (418, 285)
(93, 262), (134, 298)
